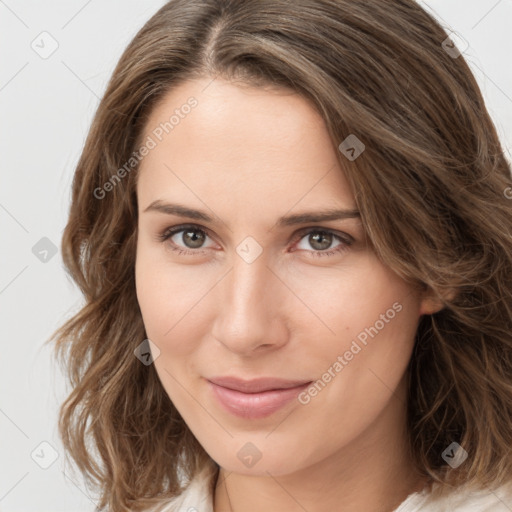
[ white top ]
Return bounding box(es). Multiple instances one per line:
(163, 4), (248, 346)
(150, 464), (512, 512)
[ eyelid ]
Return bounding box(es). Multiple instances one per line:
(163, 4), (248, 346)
(159, 223), (354, 240)
(158, 223), (355, 255)
(158, 223), (218, 247)
(291, 226), (354, 245)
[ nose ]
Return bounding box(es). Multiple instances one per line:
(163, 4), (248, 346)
(211, 249), (288, 356)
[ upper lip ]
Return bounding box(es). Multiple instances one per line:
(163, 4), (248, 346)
(207, 376), (312, 393)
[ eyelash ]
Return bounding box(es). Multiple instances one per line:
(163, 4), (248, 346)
(157, 224), (354, 259)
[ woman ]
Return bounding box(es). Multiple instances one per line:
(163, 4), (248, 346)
(52, 0), (512, 510)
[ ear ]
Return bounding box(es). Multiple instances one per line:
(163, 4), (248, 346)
(419, 287), (457, 316)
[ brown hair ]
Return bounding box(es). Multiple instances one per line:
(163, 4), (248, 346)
(51, 0), (512, 510)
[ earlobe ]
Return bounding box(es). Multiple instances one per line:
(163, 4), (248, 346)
(419, 288), (457, 316)
(419, 297), (445, 316)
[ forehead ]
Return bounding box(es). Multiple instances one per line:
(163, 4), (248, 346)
(137, 78), (356, 224)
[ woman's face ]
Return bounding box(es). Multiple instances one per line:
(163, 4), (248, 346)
(135, 77), (435, 476)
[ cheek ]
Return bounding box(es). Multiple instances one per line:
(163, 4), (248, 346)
(135, 253), (166, 339)
(293, 256), (421, 400)
(299, 290), (420, 445)
(135, 238), (184, 330)
(342, 282), (418, 347)
(135, 243), (211, 363)
(284, 253), (418, 346)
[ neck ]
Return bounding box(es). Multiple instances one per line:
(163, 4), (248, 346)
(213, 378), (428, 512)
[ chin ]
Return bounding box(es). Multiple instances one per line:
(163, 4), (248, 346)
(200, 432), (318, 477)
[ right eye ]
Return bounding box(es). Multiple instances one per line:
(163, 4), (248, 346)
(158, 224), (217, 256)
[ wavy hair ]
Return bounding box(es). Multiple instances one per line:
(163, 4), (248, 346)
(51, 0), (512, 510)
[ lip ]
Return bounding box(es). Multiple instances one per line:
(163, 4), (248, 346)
(206, 376), (312, 419)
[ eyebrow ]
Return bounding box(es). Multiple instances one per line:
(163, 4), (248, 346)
(143, 200), (360, 227)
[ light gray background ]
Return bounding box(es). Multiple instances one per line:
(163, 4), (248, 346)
(1, 1), (511, 511)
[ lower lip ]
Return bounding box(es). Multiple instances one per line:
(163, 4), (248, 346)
(207, 380), (312, 419)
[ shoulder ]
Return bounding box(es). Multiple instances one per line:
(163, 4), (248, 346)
(395, 480), (512, 512)
(143, 471), (512, 512)
(144, 462), (218, 512)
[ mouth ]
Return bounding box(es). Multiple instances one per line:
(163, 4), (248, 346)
(206, 376), (313, 419)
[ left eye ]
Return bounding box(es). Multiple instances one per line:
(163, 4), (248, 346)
(293, 230), (349, 257)
(158, 225), (353, 258)
(297, 228), (354, 257)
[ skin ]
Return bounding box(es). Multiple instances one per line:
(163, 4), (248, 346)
(135, 77), (442, 512)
